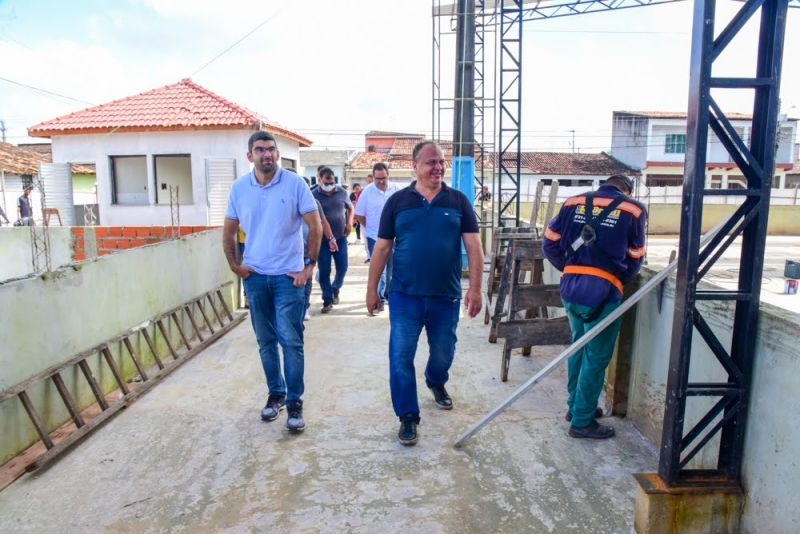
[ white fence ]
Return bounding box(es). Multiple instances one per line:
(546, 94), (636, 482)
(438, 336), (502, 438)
(510, 185), (800, 206)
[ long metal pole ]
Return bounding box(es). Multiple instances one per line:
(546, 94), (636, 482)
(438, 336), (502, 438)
(453, 217), (729, 448)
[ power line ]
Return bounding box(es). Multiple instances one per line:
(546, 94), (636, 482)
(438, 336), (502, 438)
(0, 75), (95, 106)
(188, 7), (288, 78)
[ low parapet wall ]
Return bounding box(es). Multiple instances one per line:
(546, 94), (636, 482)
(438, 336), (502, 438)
(0, 228), (236, 465)
(625, 266), (800, 532)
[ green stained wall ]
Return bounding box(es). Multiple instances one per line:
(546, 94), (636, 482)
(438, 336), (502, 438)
(0, 229), (236, 464)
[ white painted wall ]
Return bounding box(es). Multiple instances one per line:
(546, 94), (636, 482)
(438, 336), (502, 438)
(611, 114), (648, 170)
(50, 130), (301, 226)
(625, 267), (800, 533)
(0, 227), (74, 280)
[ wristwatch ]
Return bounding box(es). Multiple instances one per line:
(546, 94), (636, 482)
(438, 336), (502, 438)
(307, 259), (317, 266)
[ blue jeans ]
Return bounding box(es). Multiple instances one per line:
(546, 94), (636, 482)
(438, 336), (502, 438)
(388, 292), (461, 419)
(367, 237), (393, 302)
(242, 273), (306, 402)
(318, 236), (349, 303)
(563, 299), (622, 428)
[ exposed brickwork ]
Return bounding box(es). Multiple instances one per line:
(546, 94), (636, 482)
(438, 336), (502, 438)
(71, 226), (211, 260)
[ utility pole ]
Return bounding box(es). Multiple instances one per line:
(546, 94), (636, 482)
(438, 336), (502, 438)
(570, 129), (575, 153)
(452, 0), (475, 206)
(0, 120), (6, 143)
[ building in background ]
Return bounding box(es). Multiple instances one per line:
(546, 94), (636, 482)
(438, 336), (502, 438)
(28, 79), (311, 226)
(610, 110), (797, 189)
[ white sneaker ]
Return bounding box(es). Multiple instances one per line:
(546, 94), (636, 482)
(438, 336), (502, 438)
(304, 309), (310, 321)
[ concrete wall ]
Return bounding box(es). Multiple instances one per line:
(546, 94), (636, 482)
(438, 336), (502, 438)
(626, 266), (800, 533)
(51, 130), (301, 227)
(0, 227), (75, 280)
(0, 228), (237, 464)
(648, 204), (800, 235)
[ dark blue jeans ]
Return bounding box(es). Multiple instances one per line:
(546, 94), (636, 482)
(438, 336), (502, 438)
(388, 292), (461, 419)
(242, 273), (306, 403)
(366, 237), (393, 302)
(318, 236), (349, 303)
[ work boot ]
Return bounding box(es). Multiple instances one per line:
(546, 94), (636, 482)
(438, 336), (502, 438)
(321, 301), (333, 314)
(427, 382), (453, 410)
(565, 407), (603, 422)
(286, 400), (305, 432)
(260, 394), (286, 422)
(398, 414), (420, 446)
(333, 288), (340, 305)
(568, 420), (615, 439)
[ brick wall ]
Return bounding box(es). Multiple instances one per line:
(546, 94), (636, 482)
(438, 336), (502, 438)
(71, 226), (213, 261)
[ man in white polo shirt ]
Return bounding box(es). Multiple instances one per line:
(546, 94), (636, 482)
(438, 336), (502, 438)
(223, 131), (322, 432)
(354, 162), (399, 306)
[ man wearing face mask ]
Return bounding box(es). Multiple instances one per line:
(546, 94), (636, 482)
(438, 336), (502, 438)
(313, 167), (353, 313)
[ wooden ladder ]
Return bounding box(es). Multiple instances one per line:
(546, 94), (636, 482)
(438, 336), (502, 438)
(0, 282), (246, 489)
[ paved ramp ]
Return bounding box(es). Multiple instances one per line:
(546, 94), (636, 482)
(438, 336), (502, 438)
(0, 247), (657, 532)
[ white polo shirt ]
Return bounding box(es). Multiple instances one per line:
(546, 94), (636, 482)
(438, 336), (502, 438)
(354, 182), (400, 241)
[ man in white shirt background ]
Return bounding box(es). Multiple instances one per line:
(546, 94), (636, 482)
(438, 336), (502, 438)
(354, 162), (399, 307)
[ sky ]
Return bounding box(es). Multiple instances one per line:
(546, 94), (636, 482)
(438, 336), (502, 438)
(0, 0), (798, 154)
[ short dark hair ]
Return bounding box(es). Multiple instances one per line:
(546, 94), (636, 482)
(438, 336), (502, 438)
(372, 162), (389, 174)
(317, 165), (326, 171)
(412, 140), (438, 162)
(248, 131), (276, 152)
(607, 174), (634, 194)
(319, 166), (335, 179)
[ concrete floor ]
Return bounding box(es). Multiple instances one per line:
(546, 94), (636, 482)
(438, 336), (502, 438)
(0, 245), (658, 533)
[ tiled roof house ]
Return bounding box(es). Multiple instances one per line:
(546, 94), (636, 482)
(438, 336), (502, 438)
(28, 79), (311, 226)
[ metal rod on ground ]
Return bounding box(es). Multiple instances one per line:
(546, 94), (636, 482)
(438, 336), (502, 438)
(453, 217), (731, 448)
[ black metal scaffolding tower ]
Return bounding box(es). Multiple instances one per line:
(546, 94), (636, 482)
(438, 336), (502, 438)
(659, 0), (789, 486)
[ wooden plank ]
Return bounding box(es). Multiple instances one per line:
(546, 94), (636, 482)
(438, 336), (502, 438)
(216, 289), (234, 322)
(51, 372), (85, 428)
(496, 317), (573, 347)
(509, 240), (545, 261)
(140, 328), (164, 370)
(207, 294), (224, 327)
(171, 312), (192, 351)
(511, 285), (564, 311)
(18, 391), (54, 449)
(195, 300), (216, 335)
(78, 359), (109, 410)
(184, 305), (205, 343)
(101, 347), (130, 395)
(123, 337), (149, 382)
(156, 319), (180, 360)
(529, 180), (544, 228)
(544, 181), (559, 227)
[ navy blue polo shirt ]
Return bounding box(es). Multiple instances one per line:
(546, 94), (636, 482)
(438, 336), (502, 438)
(378, 181), (479, 299)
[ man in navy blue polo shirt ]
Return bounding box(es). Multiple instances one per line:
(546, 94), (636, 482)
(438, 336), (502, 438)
(366, 141), (484, 446)
(223, 131), (322, 433)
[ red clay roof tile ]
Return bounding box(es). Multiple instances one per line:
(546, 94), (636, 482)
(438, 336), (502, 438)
(28, 79), (311, 146)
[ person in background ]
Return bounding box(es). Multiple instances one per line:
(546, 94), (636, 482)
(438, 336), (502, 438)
(350, 184), (362, 243)
(313, 167), (353, 314)
(17, 185), (34, 226)
(355, 162), (399, 308)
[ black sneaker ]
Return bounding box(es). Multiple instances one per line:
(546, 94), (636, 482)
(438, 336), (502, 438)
(321, 301), (333, 314)
(260, 394), (285, 422)
(286, 400), (305, 432)
(568, 420), (615, 439)
(333, 289), (340, 305)
(427, 383), (453, 410)
(565, 407), (603, 422)
(398, 414), (419, 446)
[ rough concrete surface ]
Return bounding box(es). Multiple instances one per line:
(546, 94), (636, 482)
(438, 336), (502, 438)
(0, 246), (657, 533)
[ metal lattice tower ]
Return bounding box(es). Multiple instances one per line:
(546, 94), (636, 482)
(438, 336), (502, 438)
(30, 176), (52, 273)
(169, 185), (180, 239)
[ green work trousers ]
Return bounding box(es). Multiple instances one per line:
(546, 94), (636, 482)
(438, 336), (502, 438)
(563, 299), (622, 428)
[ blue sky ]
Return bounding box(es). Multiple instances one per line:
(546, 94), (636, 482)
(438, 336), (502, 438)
(0, 0), (798, 152)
